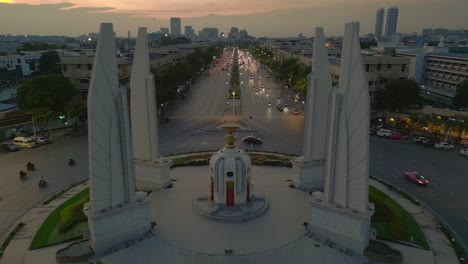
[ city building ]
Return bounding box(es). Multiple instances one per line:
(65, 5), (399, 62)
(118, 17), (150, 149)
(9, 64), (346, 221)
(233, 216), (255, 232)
(374, 8), (385, 39)
(184, 26), (196, 40)
(423, 28), (433, 37)
(160, 28), (169, 35)
(59, 51), (131, 98)
(198, 28), (219, 40)
(384, 7), (398, 38)
(170, 17), (182, 36)
(0, 53), (40, 76)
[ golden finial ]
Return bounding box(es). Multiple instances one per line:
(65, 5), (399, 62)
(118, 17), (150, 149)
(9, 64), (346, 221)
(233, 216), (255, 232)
(223, 124), (239, 149)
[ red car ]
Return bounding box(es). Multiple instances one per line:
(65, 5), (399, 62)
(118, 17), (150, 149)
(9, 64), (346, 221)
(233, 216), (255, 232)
(292, 109), (300, 115)
(389, 132), (409, 140)
(404, 171), (429, 186)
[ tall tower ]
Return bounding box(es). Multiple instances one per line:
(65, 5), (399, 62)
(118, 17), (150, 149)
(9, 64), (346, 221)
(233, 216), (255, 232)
(170, 17), (181, 36)
(374, 8), (384, 39)
(384, 7), (399, 38)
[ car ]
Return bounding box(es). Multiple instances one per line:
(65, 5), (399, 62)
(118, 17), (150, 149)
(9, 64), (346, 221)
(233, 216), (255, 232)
(376, 129), (393, 137)
(242, 136), (262, 144)
(459, 148), (468, 157)
(434, 142), (454, 150)
(388, 132), (408, 140)
(276, 104), (283, 112)
(422, 139), (437, 146)
(1, 142), (19, 152)
(249, 76), (253, 79)
(404, 171), (429, 186)
(292, 109), (300, 115)
(413, 137), (427, 143)
(31, 136), (52, 145)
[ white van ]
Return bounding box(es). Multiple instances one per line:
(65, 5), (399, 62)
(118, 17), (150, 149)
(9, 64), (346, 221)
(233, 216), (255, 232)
(376, 129), (393, 137)
(13, 137), (37, 148)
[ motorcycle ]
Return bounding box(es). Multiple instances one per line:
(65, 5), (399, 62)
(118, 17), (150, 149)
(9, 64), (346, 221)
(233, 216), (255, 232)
(26, 162), (35, 171)
(19, 170), (27, 180)
(68, 158), (76, 166)
(38, 178), (47, 187)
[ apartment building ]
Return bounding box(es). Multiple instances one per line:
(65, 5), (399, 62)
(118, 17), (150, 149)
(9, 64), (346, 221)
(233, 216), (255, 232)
(424, 52), (468, 96)
(59, 52), (131, 98)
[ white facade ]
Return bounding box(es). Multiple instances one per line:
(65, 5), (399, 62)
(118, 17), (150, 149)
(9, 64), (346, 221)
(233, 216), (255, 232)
(0, 53), (39, 76)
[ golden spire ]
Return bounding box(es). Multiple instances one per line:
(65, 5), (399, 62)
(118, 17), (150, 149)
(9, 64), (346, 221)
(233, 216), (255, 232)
(223, 124), (239, 149)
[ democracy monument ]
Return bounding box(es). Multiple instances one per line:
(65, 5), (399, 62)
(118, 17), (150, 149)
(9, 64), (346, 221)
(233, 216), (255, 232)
(56, 21), (376, 263)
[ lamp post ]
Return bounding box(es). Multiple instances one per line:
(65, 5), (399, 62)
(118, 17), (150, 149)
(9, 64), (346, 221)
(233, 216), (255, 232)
(232, 91), (235, 116)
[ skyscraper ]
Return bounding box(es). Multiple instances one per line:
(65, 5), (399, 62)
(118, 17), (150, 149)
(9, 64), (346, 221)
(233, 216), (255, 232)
(374, 8), (384, 39)
(384, 7), (398, 38)
(170, 17), (181, 36)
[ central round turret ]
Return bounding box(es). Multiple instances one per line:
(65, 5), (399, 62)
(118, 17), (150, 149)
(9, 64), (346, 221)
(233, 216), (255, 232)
(193, 124), (268, 221)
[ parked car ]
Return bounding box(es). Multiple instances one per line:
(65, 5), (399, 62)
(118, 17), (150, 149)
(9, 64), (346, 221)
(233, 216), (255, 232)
(434, 142), (454, 150)
(13, 137), (37, 149)
(1, 142), (19, 152)
(459, 148), (468, 157)
(422, 139), (437, 146)
(376, 129), (393, 137)
(292, 109), (300, 115)
(31, 136), (51, 145)
(404, 171), (429, 186)
(413, 137), (427, 143)
(276, 104), (283, 112)
(388, 133), (409, 140)
(242, 136), (262, 144)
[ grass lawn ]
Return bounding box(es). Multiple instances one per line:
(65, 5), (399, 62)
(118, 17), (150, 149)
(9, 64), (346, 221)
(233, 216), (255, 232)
(30, 188), (89, 250)
(369, 186), (430, 249)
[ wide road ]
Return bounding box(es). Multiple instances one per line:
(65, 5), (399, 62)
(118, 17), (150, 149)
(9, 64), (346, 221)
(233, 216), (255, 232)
(0, 136), (88, 240)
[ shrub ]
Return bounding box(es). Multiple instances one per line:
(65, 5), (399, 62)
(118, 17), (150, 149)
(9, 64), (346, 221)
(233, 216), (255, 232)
(59, 195), (88, 234)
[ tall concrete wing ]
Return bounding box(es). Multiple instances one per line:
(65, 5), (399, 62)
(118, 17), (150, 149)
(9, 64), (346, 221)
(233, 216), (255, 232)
(291, 27), (331, 190)
(131, 27), (159, 160)
(309, 22), (374, 255)
(85, 23), (151, 257)
(88, 23), (134, 211)
(332, 22), (370, 212)
(130, 27), (172, 190)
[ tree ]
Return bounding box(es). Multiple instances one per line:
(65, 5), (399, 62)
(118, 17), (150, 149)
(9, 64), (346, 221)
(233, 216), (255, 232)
(39, 51), (61, 74)
(375, 79), (420, 111)
(17, 74), (76, 130)
(452, 81), (468, 109)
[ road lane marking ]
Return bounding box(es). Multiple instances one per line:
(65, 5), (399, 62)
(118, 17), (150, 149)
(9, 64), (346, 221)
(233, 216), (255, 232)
(448, 204), (454, 208)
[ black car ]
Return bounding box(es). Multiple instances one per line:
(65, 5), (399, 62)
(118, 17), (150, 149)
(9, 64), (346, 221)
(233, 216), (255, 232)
(242, 136), (262, 144)
(1, 142), (19, 152)
(422, 139), (437, 146)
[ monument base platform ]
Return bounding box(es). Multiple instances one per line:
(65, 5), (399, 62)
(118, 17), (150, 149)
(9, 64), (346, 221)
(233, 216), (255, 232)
(135, 158), (172, 191)
(291, 157), (324, 191)
(307, 192), (374, 255)
(83, 193), (153, 258)
(193, 189), (269, 222)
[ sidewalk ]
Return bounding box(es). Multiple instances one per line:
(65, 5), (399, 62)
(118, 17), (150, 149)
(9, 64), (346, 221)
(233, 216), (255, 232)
(0, 170), (460, 264)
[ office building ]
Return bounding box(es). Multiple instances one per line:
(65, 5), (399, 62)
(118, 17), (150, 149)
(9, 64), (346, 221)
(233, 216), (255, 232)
(184, 26), (196, 39)
(422, 28), (433, 37)
(160, 28), (169, 35)
(384, 7), (398, 38)
(170, 17), (182, 36)
(374, 8), (384, 39)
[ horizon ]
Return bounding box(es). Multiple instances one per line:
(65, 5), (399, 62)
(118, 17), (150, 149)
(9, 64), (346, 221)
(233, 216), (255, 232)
(0, 1), (468, 38)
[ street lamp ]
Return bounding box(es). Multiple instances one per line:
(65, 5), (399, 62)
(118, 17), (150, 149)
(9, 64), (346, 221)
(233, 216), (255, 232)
(232, 91), (235, 116)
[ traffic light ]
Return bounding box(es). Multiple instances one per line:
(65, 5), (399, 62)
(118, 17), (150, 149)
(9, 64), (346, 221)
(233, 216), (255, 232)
(59, 115), (65, 120)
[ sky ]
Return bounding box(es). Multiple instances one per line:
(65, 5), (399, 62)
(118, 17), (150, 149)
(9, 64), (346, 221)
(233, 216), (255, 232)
(0, 0), (467, 37)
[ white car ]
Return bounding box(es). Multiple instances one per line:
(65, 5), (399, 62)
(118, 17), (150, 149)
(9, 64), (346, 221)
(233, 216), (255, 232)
(459, 148), (468, 157)
(434, 142), (454, 150)
(376, 129), (393, 137)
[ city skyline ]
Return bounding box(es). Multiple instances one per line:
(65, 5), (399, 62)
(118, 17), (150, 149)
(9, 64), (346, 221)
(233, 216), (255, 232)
(1, 1), (468, 37)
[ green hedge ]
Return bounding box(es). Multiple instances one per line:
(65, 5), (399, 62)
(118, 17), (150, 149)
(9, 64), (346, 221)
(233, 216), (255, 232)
(59, 195), (88, 234)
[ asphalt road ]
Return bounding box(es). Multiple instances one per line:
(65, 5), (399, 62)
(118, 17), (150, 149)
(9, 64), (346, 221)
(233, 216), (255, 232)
(1, 49), (467, 252)
(0, 136), (88, 240)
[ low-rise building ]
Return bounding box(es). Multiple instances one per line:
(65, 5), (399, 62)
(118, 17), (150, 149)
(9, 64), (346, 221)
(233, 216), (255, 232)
(59, 51), (131, 98)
